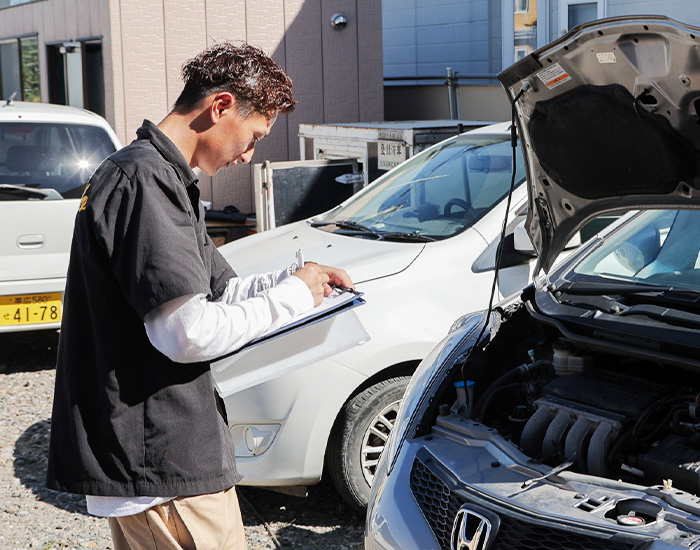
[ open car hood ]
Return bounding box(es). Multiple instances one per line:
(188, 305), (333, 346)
(499, 15), (700, 272)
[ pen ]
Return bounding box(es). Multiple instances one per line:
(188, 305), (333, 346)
(331, 285), (354, 294)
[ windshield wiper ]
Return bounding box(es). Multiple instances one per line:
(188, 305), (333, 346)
(311, 220), (436, 242)
(552, 281), (700, 323)
(552, 281), (700, 299)
(0, 184), (62, 201)
(310, 220), (383, 238)
(380, 232), (436, 243)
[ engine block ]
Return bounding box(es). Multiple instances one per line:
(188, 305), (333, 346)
(519, 368), (667, 475)
(520, 396), (624, 475)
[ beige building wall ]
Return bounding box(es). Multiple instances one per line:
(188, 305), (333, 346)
(107, 0), (384, 211)
(0, 0), (383, 212)
(0, 0), (113, 111)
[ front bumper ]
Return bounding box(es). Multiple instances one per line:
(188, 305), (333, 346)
(366, 417), (700, 550)
(217, 355), (366, 486)
(365, 437), (439, 550)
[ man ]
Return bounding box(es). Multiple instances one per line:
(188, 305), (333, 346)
(46, 42), (353, 549)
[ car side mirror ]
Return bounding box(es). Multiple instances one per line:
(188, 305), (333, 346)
(513, 219), (582, 256)
(564, 231), (582, 249)
(513, 220), (536, 257)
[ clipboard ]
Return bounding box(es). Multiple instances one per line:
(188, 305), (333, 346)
(225, 287), (364, 356)
(210, 289), (368, 397)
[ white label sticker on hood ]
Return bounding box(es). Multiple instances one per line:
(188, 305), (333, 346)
(596, 52), (617, 64)
(536, 63), (571, 89)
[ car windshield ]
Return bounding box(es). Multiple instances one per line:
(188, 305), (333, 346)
(566, 209), (700, 292)
(0, 122), (116, 199)
(313, 132), (526, 241)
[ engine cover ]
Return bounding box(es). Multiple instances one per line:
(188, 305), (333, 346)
(543, 369), (664, 417)
(644, 435), (700, 495)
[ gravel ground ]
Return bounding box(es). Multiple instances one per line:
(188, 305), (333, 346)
(0, 331), (365, 550)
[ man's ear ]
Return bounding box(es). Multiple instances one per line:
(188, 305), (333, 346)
(210, 91), (236, 123)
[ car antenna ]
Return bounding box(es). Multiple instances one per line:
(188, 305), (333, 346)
(460, 81), (531, 381)
(4, 92), (17, 106)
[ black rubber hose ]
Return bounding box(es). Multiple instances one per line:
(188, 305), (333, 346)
(473, 359), (551, 421)
(477, 382), (522, 423)
(640, 406), (680, 443)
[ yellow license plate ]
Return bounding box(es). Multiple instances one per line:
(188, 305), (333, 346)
(0, 293), (62, 326)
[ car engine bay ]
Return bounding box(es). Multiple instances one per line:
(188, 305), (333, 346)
(436, 300), (700, 502)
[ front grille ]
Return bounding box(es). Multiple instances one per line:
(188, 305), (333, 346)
(410, 459), (642, 550)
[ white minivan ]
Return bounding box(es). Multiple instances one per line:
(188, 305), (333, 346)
(0, 100), (121, 334)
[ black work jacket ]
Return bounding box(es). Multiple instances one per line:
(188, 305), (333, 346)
(46, 120), (240, 497)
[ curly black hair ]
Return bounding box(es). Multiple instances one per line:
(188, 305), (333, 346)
(174, 42), (295, 120)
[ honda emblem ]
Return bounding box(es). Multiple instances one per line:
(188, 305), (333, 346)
(451, 506), (492, 550)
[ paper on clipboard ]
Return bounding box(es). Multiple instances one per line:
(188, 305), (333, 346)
(225, 287), (364, 355)
(211, 308), (369, 397)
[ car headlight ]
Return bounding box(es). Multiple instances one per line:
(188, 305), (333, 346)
(383, 311), (486, 473)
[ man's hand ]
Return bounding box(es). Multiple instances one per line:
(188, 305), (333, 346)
(293, 264), (354, 307)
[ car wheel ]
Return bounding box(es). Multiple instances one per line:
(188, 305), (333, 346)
(328, 376), (410, 512)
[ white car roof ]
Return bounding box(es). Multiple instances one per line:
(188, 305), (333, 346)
(0, 100), (122, 148)
(0, 100), (112, 128)
(462, 120), (512, 136)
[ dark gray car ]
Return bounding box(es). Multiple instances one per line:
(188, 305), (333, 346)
(366, 15), (700, 550)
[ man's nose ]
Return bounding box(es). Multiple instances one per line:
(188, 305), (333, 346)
(239, 144), (256, 164)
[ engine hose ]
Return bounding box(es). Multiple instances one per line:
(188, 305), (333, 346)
(640, 406), (679, 443)
(477, 382), (522, 424)
(632, 399), (663, 439)
(671, 406), (698, 435)
(632, 394), (695, 439)
(474, 359), (552, 421)
(606, 430), (631, 471)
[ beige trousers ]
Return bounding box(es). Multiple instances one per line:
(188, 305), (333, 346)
(108, 487), (247, 550)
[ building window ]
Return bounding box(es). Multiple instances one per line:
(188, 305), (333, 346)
(0, 35), (39, 102)
(514, 46), (530, 61)
(568, 2), (597, 27)
(515, 0), (529, 14)
(20, 36), (39, 101)
(559, 0), (605, 35)
(513, 0), (538, 63)
(47, 40), (105, 117)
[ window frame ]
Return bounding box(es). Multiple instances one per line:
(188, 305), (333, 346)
(515, 0), (530, 15)
(0, 33), (39, 102)
(558, 0), (605, 36)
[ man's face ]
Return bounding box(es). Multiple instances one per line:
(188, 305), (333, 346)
(198, 107), (272, 176)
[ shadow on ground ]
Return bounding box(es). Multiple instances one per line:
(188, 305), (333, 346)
(14, 417), (89, 515)
(0, 330), (59, 373)
(15, 418), (365, 534)
(6, 329), (366, 541)
(239, 480), (365, 548)
(15, 416), (369, 531)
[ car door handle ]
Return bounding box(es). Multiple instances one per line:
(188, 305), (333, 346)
(17, 234), (45, 249)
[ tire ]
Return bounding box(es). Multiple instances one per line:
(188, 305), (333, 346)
(327, 376), (410, 512)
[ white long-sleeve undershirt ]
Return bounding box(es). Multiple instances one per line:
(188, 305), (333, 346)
(86, 267), (313, 518)
(144, 268), (313, 363)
